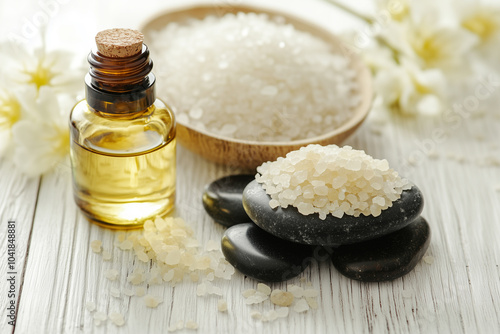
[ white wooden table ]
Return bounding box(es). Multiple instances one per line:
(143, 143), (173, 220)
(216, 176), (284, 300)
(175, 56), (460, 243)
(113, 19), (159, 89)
(1, 0), (500, 333)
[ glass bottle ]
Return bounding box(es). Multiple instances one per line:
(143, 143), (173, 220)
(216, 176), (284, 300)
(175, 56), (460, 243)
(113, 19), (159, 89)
(69, 29), (176, 229)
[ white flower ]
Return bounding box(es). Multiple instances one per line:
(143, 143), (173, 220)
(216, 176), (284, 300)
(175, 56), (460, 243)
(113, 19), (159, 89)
(0, 87), (23, 156)
(361, 42), (397, 71)
(374, 59), (446, 116)
(372, 1), (477, 73)
(460, 3), (500, 45)
(0, 41), (84, 95)
(457, 2), (500, 69)
(403, 23), (477, 71)
(376, 0), (411, 22)
(11, 86), (71, 177)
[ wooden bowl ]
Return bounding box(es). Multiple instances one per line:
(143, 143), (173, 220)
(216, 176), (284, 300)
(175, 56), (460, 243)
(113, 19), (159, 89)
(141, 4), (373, 170)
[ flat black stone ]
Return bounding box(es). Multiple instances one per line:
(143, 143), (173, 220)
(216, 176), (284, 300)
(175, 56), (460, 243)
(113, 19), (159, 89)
(242, 180), (424, 246)
(331, 216), (431, 282)
(202, 174), (255, 227)
(221, 223), (314, 282)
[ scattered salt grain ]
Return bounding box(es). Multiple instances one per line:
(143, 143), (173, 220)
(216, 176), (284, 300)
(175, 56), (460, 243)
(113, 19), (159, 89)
(122, 288), (135, 296)
(85, 301), (96, 312)
(136, 251), (149, 262)
(218, 299), (228, 312)
(90, 240), (102, 253)
(150, 13), (360, 142)
(270, 290), (294, 306)
(135, 287), (146, 297)
(119, 240), (133, 250)
(116, 232), (126, 242)
(185, 321), (198, 330)
(257, 145), (410, 219)
(102, 250), (112, 261)
(257, 283), (272, 296)
(244, 291), (269, 305)
(250, 310), (262, 320)
(305, 297), (318, 310)
(110, 287), (121, 298)
(109, 312), (125, 326)
(105, 269), (119, 281)
(287, 284), (304, 298)
(293, 298), (310, 313)
(262, 309), (279, 322)
(93, 311), (107, 322)
(206, 239), (219, 251)
(303, 289), (320, 298)
(242, 289), (256, 298)
(276, 307), (289, 318)
(144, 294), (163, 308)
(117, 217), (234, 286)
(423, 255), (435, 265)
(196, 283), (208, 297)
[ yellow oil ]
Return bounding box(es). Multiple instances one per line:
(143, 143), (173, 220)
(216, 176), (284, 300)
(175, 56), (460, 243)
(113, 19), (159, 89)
(71, 128), (176, 229)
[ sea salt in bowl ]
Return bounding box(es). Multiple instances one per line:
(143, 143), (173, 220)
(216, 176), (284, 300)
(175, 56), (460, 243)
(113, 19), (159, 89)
(141, 4), (373, 169)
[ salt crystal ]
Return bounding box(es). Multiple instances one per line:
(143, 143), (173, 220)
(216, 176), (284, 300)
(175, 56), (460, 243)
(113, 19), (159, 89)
(423, 255), (435, 265)
(144, 294), (162, 308)
(270, 290), (294, 306)
(276, 307), (289, 318)
(105, 269), (119, 281)
(293, 298), (310, 313)
(305, 297), (318, 309)
(303, 289), (319, 298)
(93, 311), (107, 321)
(250, 310), (262, 320)
(109, 312), (125, 326)
(287, 284), (304, 298)
(119, 240), (133, 250)
(163, 269), (175, 282)
(85, 301), (96, 312)
(197, 283), (207, 296)
(257, 283), (272, 296)
(150, 13), (360, 142)
(206, 240), (219, 251)
(218, 299), (228, 312)
(185, 321), (198, 329)
(242, 289), (256, 298)
(102, 250), (112, 261)
(116, 232), (126, 242)
(189, 107), (203, 119)
(90, 240), (102, 253)
(265, 310), (279, 321)
(260, 85), (278, 96)
(135, 287), (146, 297)
(257, 146), (409, 218)
(165, 249), (181, 265)
(136, 251), (149, 262)
(122, 288), (135, 296)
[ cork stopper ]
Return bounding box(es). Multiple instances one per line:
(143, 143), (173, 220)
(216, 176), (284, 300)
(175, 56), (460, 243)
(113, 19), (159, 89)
(95, 28), (144, 58)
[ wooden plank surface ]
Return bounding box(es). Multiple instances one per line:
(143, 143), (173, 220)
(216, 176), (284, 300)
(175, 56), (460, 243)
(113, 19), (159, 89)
(1, 0), (500, 333)
(5, 108), (500, 333)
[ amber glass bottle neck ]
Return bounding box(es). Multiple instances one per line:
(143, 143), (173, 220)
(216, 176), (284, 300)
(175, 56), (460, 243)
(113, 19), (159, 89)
(85, 44), (156, 115)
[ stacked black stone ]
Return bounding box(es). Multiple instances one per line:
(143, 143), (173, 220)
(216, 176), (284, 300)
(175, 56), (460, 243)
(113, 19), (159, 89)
(202, 175), (431, 282)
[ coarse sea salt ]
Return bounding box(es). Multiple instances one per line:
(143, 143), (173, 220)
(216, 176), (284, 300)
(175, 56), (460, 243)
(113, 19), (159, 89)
(256, 144), (411, 219)
(115, 217), (234, 287)
(150, 12), (360, 142)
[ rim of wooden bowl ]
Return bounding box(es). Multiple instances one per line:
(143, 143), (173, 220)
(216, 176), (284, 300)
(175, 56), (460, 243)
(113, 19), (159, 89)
(141, 4), (373, 169)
